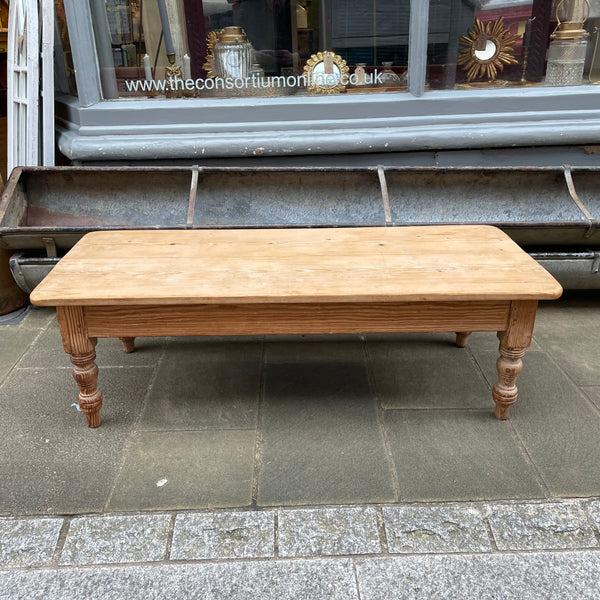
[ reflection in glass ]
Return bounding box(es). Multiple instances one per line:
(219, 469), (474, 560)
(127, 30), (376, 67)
(86, 0), (410, 99)
(428, 0), (600, 90)
(474, 40), (497, 61)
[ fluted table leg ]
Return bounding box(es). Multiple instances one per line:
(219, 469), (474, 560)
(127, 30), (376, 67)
(57, 306), (103, 428)
(492, 300), (538, 420)
(69, 349), (103, 428)
(493, 344), (525, 419)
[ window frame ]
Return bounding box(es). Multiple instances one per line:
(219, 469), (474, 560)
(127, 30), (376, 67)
(57, 0), (600, 161)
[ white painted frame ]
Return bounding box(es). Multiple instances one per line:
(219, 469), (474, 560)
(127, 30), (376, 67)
(41, 0), (55, 166)
(8, 0), (40, 176)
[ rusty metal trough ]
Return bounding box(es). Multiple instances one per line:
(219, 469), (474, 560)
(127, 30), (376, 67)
(1, 165), (599, 292)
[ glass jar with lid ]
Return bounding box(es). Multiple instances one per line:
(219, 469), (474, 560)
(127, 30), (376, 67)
(213, 26), (254, 80)
(379, 62), (407, 87)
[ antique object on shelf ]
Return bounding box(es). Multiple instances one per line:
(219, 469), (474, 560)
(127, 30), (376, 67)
(143, 54), (153, 81)
(142, 53), (159, 97)
(251, 63), (265, 79)
(164, 55), (184, 98)
(143, 0), (186, 75)
(590, 27), (600, 83)
(157, 0), (175, 56)
(212, 26), (254, 80)
(296, 3), (308, 29)
(379, 62), (407, 89)
(303, 51), (348, 94)
(203, 30), (221, 78)
(30, 226), (562, 428)
(458, 17), (520, 83)
(521, 19), (533, 81)
(354, 63), (367, 86)
(183, 54), (191, 79)
(157, 0), (184, 97)
(545, 0), (591, 86)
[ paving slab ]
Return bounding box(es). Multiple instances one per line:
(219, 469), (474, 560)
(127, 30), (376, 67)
(582, 386), (600, 412)
(586, 500), (600, 535)
(0, 326), (38, 384)
(0, 559), (359, 600)
(0, 518), (63, 568)
(355, 551), (600, 600)
(366, 333), (491, 409)
(60, 514), (172, 565)
(258, 347), (394, 506)
(474, 352), (600, 497)
(18, 324), (165, 369)
(487, 501), (597, 550)
(171, 511), (274, 560)
(139, 339), (261, 431)
(464, 331), (543, 355)
(264, 338), (364, 363)
(278, 506), (380, 557)
(382, 504), (491, 553)
(108, 430), (256, 511)
(17, 306), (56, 330)
(384, 410), (545, 501)
(0, 367), (152, 515)
(532, 293), (600, 386)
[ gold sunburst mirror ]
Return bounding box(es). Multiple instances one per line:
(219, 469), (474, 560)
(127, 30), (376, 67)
(303, 51), (349, 94)
(458, 17), (520, 83)
(203, 30), (221, 78)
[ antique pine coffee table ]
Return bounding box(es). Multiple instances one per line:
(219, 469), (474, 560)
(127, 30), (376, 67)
(30, 226), (562, 428)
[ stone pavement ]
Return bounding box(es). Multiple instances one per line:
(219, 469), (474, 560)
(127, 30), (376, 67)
(1, 291), (600, 597)
(2, 499), (600, 598)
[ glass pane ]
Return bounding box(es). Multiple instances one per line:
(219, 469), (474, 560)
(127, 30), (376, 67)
(88, 0), (411, 100)
(55, 0), (78, 97)
(428, 0), (600, 90)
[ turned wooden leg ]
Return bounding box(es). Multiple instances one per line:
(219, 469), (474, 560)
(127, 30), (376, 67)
(69, 349), (103, 428)
(492, 344), (525, 420)
(119, 337), (136, 353)
(491, 300), (538, 420)
(455, 331), (472, 348)
(57, 306), (104, 428)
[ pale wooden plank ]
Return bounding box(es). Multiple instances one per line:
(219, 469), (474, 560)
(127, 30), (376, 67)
(31, 226), (563, 306)
(84, 301), (511, 337)
(31, 260), (559, 303)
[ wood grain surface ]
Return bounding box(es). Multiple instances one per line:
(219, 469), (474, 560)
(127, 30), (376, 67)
(30, 227), (563, 306)
(84, 301), (510, 337)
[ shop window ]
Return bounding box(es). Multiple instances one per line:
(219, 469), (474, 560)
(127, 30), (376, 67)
(89, 0), (412, 99)
(429, 0), (600, 90)
(82, 0), (600, 101)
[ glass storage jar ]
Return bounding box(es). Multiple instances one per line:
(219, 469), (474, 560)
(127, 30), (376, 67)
(213, 27), (254, 80)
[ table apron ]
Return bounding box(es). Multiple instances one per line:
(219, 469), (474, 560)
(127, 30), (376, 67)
(83, 301), (511, 337)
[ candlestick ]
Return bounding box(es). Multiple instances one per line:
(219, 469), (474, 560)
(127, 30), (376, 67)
(143, 54), (153, 81)
(157, 0), (175, 56)
(183, 54), (191, 79)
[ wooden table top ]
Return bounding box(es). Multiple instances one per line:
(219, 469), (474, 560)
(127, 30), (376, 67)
(30, 226), (562, 306)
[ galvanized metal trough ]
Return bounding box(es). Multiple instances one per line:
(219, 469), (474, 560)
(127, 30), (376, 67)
(1, 165), (599, 292)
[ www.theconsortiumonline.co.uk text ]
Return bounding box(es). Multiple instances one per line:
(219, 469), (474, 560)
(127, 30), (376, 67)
(125, 70), (385, 92)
